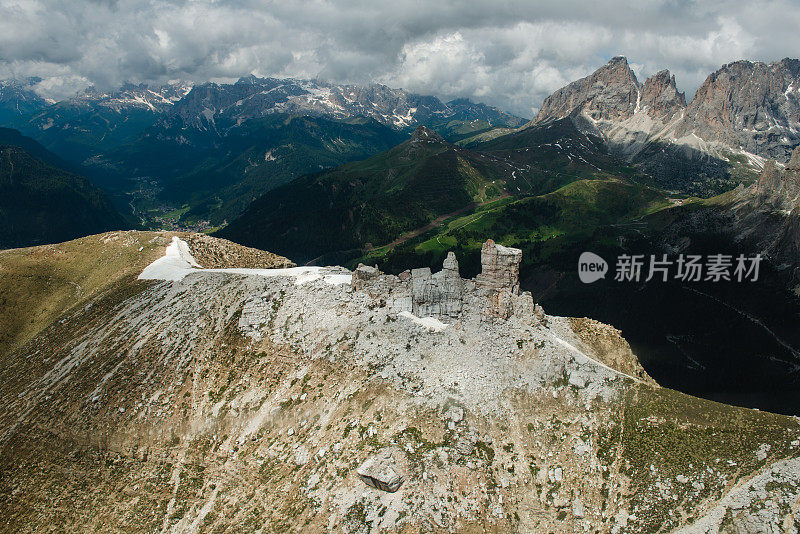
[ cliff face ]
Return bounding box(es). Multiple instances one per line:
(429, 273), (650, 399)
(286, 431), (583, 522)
(530, 56), (800, 173)
(678, 58), (800, 162)
(640, 69), (686, 120)
(748, 146), (800, 208)
(532, 57), (685, 127)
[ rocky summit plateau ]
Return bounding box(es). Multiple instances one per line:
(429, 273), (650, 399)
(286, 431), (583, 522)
(1, 231), (799, 533)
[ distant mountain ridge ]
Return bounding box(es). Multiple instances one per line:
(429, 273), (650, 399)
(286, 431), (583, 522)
(166, 75), (524, 133)
(2, 81), (194, 165)
(0, 78), (50, 124)
(528, 56), (800, 195)
(0, 75), (526, 227)
(1, 76), (524, 155)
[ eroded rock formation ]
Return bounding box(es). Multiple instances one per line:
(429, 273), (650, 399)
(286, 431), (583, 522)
(352, 239), (538, 323)
(411, 251), (463, 319)
(476, 239), (522, 292)
(531, 56), (800, 165)
(475, 239), (537, 320)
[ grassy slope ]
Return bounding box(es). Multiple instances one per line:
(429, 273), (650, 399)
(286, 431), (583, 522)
(0, 231), (295, 360)
(219, 119), (634, 265)
(0, 231), (166, 358)
(216, 132), (518, 263)
(0, 244), (797, 531)
(363, 177), (671, 276)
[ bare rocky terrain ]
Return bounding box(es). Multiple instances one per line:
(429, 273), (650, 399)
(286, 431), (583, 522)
(532, 56), (800, 166)
(526, 56), (800, 197)
(0, 232), (799, 533)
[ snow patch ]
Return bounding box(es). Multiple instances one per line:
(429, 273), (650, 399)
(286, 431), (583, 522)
(139, 237), (201, 281)
(138, 236), (351, 285)
(398, 311), (448, 332)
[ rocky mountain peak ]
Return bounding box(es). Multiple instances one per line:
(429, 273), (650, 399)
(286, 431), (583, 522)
(641, 69), (686, 120)
(532, 56), (640, 125)
(71, 81), (193, 113)
(530, 56), (800, 178)
(679, 59), (800, 162)
(602, 56), (636, 78)
(409, 125), (445, 144)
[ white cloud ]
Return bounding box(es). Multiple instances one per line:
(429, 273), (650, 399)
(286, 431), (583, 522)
(0, 0), (797, 116)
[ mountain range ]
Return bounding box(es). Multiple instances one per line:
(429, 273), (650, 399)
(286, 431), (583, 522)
(0, 76), (525, 166)
(0, 76), (525, 228)
(2, 57), (799, 232)
(528, 56), (800, 195)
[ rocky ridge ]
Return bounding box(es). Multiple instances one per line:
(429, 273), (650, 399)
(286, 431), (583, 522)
(0, 233), (798, 532)
(729, 145), (800, 281)
(0, 78), (50, 123)
(528, 56), (800, 191)
(166, 76), (524, 133)
(72, 82), (195, 113)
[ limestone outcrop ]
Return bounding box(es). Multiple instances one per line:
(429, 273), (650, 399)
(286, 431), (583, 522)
(411, 251), (463, 319)
(476, 239), (522, 293)
(351, 264), (381, 290)
(351, 239), (539, 323)
(486, 286), (536, 321)
(474, 239), (538, 320)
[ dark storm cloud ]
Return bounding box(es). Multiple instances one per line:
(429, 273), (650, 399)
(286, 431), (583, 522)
(1, 0), (798, 116)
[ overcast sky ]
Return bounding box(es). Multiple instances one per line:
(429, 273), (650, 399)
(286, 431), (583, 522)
(1, 0), (799, 117)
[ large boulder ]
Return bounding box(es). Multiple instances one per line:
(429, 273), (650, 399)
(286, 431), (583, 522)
(356, 447), (406, 492)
